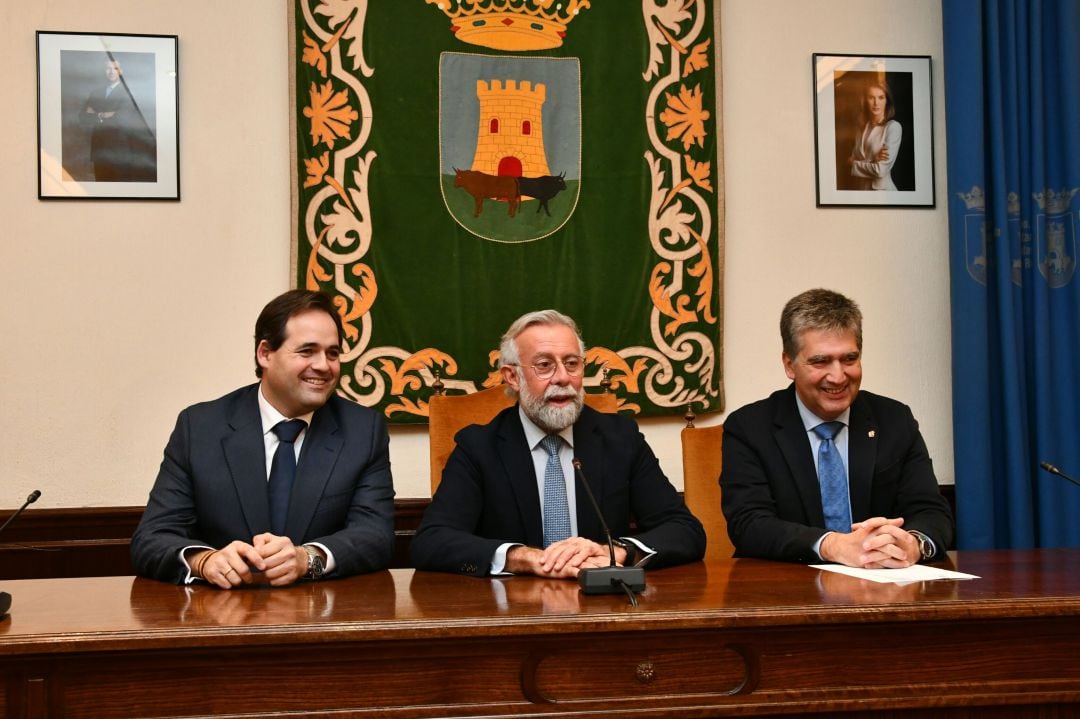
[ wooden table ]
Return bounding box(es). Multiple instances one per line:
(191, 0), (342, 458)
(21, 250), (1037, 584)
(1, 550), (1078, 718)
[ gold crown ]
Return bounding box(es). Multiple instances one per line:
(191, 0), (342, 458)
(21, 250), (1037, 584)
(957, 186), (985, 211)
(426, 0), (590, 51)
(1034, 187), (1080, 215)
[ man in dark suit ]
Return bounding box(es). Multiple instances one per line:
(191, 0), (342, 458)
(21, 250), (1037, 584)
(132, 290), (395, 587)
(721, 289), (953, 567)
(411, 310), (705, 578)
(82, 58), (156, 182)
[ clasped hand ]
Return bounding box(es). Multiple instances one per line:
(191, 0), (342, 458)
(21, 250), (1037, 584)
(193, 533), (307, 589)
(506, 536), (626, 579)
(820, 517), (919, 569)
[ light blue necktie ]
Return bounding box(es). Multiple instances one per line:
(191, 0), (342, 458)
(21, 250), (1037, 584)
(269, 419), (307, 536)
(541, 435), (572, 547)
(813, 421), (852, 532)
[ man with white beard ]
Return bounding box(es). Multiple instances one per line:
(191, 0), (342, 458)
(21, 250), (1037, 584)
(411, 310), (705, 578)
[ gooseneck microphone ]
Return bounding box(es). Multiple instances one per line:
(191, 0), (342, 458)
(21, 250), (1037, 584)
(0, 490), (42, 535)
(1, 490), (43, 617)
(571, 459), (646, 604)
(1039, 461), (1080, 487)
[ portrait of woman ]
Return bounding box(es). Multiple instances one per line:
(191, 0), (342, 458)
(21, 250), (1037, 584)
(815, 54), (932, 207)
(847, 80), (901, 191)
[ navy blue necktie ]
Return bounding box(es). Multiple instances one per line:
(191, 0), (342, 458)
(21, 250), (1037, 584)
(813, 421), (852, 532)
(269, 419), (307, 535)
(541, 435), (572, 547)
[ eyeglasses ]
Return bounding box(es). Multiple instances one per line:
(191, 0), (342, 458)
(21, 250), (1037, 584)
(512, 356), (586, 380)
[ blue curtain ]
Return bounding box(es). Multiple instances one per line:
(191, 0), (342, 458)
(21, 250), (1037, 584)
(944, 0), (1080, 549)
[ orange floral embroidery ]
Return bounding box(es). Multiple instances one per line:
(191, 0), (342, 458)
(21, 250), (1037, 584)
(301, 32), (328, 78)
(303, 81), (359, 149)
(303, 152), (330, 189)
(305, 227), (333, 289)
(303, 150), (354, 211)
(687, 228), (716, 325)
(684, 156), (712, 192)
(649, 262), (696, 337)
(683, 39), (710, 77)
(385, 396), (428, 419)
(381, 349), (455, 396)
(659, 84), (710, 151)
(586, 348), (648, 394)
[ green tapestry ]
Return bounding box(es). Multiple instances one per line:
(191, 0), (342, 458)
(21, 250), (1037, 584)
(292, 0), (723, 423)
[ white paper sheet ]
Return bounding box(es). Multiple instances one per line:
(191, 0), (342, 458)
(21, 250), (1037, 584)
(810, 563), (980, 584)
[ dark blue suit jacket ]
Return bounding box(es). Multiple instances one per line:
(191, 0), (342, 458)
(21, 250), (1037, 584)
(411, 405), (705, 576)
(131, 384), (395, 583)
(721, 385), (954, 563)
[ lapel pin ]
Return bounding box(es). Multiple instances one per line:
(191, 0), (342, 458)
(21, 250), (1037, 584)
(868, 430), (876, 438)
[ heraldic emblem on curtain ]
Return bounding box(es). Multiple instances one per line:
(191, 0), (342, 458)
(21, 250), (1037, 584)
(292, 0), (723, 423)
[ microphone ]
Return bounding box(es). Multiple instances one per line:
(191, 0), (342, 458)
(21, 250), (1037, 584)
(0, 490), (42, 535)
(571, 459), (645, 599)
(1, 490), (42, 618)
(1039, 461), (1080, 487)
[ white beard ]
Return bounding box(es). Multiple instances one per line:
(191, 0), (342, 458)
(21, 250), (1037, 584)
(518, 379), (584, 433)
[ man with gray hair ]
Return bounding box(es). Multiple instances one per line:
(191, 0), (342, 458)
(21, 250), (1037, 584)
(721, 288), (953, 567)
(411, 310), (705, 577)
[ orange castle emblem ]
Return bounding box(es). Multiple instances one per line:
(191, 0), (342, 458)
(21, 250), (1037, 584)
(472, 79), (551, 178)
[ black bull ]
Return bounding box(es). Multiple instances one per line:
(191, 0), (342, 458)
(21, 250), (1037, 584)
(517, 173), (567, 216)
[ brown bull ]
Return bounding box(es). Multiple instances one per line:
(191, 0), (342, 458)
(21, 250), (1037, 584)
(453, 169), (520, 218)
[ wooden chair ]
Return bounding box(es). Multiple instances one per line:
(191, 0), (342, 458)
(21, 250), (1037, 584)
(681, 411), (733, 561)
(428, 385), (618, 494)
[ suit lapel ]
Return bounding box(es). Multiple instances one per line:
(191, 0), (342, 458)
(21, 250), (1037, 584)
(846, 394), (876, 521)
(774, 387), (826, 527)
(496, 408), (545, 548)
(571, 408), (605, 540)
(287, 401), (343, 541)
(221, 388), (270, 536)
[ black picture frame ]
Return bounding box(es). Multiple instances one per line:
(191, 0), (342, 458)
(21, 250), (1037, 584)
(813, 53), (934, 208)
(36, 31), (179, 200)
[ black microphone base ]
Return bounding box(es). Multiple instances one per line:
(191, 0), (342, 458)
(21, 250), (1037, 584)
(0, 591), (10, 618)
(578, 566), (646, 595)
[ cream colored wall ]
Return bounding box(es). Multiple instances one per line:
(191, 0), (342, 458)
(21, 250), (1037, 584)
(713, 0), (953, 490)
(0, 0), (951, 511)
(1, 2), (292, 507)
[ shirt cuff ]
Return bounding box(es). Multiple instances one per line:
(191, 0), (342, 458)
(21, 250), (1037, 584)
(619, 537), (657, 567)
(490, 542), (522, 575)
(180, 545), (214, 585)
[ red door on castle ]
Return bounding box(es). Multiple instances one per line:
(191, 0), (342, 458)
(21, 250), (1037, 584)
(497, 156), (522, 177)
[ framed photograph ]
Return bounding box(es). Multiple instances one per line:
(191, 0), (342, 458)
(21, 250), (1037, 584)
(813, 53), (934, 208)
(36, 31), (179, 200)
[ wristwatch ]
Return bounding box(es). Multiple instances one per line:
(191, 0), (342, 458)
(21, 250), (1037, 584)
(907, 530), (934, 561)
(303, 545), (325, 580)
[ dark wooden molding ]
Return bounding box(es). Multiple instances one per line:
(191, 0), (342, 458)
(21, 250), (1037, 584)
(0, 505), (144, 543)
(0, 487), (958, 581)
(0, 500), (434, 580)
